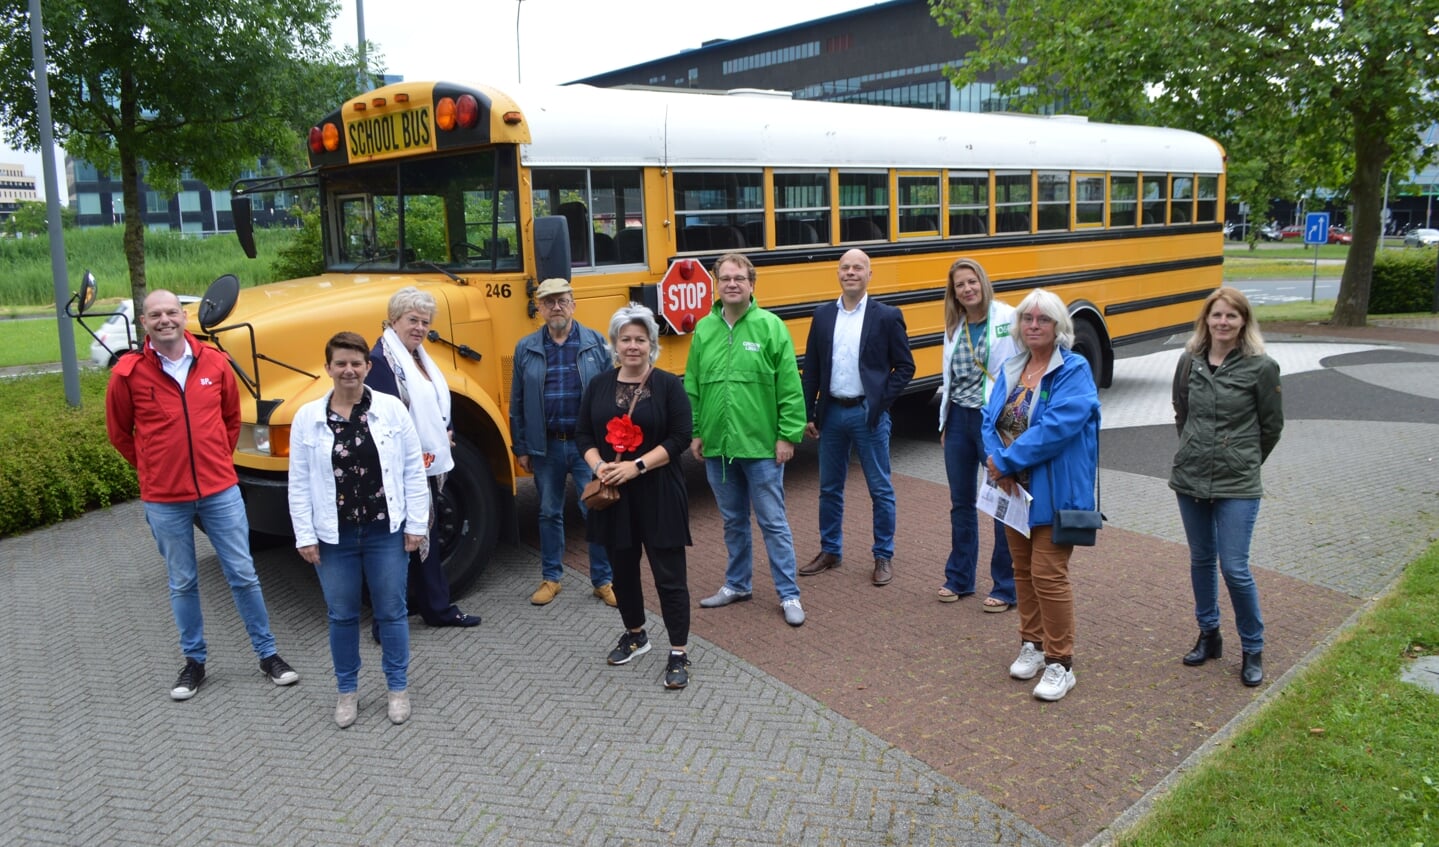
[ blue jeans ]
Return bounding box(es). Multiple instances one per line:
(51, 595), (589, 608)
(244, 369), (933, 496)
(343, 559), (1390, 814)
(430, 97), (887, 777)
(705, 457), (800, 601)
(818, 402), (897, 559)
(143, 485), (277, 665)
(314, 522), (410, 692)
(533, 436), (613, 586)
(1176, 494), (1264, 653)
(943, 405), (1015, 602)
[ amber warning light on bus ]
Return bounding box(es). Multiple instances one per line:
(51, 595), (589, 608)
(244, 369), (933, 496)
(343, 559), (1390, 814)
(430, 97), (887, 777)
(308, 122), (340, 154)
(436, 95), (480, 132)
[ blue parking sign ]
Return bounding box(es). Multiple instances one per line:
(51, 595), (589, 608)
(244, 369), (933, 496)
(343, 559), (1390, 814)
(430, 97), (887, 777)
(1304, 212), (1330, 245)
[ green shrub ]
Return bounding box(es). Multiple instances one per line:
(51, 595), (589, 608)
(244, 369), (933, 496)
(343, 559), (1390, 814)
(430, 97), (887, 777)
(1370, 248), (1438, 313)
(0, 369), (139, 537)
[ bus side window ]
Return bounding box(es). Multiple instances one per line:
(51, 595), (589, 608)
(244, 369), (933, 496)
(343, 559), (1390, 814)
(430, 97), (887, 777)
(616, 228), (644, 263)
(590, 168), (644, 266)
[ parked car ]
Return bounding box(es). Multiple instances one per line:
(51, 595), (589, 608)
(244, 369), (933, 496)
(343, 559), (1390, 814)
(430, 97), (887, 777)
(1278, 224), (1305, 241)
(1328, 226), (1352, 245)
(1258, 223), (1284, 241)
(1224, 221), (1256, 241)
(1403, 228), (1439, 248)
(87, 295), (201, 367)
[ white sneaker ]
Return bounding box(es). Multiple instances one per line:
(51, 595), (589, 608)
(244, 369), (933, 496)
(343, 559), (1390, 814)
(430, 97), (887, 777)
(1009, 641), (1046, 680)
(1033, 662), (1076, 701)
(781, 597), (805, 626)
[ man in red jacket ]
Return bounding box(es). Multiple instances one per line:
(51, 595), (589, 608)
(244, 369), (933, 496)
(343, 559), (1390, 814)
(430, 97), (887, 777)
(107, 290), (300, 701)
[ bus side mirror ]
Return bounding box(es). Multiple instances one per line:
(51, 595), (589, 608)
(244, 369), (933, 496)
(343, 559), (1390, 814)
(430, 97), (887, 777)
(78, 270), (98, 315)
(232, 196), (256, 259)
(199, 274), (240, 332)
(533, 215), (572, 289)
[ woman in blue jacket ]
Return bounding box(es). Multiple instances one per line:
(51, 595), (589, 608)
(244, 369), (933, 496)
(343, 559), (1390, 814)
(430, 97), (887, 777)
(982, 289), (1100, 702)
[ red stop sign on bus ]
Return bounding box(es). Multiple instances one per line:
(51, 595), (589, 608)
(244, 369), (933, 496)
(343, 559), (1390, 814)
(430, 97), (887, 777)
(657, 259), (713, 334)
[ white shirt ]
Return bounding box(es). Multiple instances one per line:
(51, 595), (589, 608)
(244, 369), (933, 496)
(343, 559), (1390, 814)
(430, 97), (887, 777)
(158, 346), (194, 390)
(828, 294), (867, 398)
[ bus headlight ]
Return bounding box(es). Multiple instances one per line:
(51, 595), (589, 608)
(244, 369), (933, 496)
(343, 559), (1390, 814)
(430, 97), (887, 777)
(252, 424), (271, 454)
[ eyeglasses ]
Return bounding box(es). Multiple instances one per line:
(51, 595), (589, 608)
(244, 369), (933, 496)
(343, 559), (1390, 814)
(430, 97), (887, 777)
(541, 298), (573, 310)
(1020, 314), (1056, 326)
(716, 275), (750, 284)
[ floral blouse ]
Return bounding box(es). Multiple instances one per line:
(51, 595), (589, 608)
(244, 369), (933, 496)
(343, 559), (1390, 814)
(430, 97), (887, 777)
(326, 388), (388, 525)
(996, 382), (1034, 485)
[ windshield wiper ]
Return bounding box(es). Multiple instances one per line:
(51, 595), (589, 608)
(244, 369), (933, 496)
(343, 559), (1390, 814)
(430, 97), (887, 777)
(409, 260), (467, 284)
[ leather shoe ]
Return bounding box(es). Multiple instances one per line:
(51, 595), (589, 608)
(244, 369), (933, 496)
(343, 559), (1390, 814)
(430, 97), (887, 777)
(1241, 651), (1264, 687)
(699, 585), (752, 608)
(428, 610), (481, 628)
(799, 551), (841, 576)
(871, 557), (893, 586)
(1182, 629), (1222, 665)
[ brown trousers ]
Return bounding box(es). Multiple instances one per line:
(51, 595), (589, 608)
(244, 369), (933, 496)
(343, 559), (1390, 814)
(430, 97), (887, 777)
(1004, 525), (1075, 664)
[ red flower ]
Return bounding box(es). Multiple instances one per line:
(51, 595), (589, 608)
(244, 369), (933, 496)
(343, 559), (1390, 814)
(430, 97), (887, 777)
(605, 414), (643, 455)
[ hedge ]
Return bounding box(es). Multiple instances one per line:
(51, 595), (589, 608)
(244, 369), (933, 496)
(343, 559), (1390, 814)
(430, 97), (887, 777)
(1371, 248), (1439, 313)
(0, 369), (139, 537)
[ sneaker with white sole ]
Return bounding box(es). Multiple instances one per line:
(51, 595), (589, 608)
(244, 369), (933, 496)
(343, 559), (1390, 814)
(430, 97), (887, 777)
(781, 597), (806, 627)
(607, 630), (651, 665)
(1032, 662), (1076, 701)
(663, 651), (691, 689)
(170, 659), (205, 700)
(699, 585), (752, 608)
(1009, 641), (1046, 680)
(259, 653), (300, 686)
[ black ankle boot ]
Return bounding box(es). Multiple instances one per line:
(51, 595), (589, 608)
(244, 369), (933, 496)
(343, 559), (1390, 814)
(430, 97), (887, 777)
(1182, 629), (1223, 666)
(1241, 651), (1264, 686)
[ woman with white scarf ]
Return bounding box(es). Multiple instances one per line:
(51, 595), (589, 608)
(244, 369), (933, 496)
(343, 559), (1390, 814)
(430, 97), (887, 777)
(366, 287), (481, 630)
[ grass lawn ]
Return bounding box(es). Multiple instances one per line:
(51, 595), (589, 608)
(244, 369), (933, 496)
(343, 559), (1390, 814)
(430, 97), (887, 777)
(1114, 542), (1439, 846)
(0, 316), (96, 368)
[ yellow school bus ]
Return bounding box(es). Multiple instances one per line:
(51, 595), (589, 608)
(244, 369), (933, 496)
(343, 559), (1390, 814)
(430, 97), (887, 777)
(214, 80), (1225, 593)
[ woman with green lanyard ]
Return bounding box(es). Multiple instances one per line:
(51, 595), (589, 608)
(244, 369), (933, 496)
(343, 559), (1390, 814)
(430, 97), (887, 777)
(937, 259), (1019, 610)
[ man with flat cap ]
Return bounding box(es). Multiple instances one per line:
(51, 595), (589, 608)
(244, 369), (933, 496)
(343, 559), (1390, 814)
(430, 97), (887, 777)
(511, 279), (616, 606)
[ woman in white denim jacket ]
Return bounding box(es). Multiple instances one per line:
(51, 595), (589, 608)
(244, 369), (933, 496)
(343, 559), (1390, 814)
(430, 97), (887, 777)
(288, 331), (428, 729)
(936, 258), (1019, 609)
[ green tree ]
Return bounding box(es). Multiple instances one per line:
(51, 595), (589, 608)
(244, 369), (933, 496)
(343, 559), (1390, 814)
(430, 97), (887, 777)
(931, 0), (1439, 325)
(0, 0), (362, 318)
(1, 199), (46, 236)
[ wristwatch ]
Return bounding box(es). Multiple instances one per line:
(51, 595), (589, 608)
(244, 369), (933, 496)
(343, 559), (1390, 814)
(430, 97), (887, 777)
(634, 458), (648, 475)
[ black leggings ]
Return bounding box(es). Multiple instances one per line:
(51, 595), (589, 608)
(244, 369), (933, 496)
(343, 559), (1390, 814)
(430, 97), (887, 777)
(608, 542), (689, 648)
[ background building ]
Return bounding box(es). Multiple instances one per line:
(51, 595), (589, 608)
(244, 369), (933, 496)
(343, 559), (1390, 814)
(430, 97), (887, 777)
(0, 162), (39, 226)
(573, 0), (1037, 113)
(64, 73), (406, 233)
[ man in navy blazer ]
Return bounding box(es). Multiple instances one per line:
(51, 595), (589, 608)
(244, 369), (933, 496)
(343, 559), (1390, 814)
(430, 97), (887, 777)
(800, 248), (915, 586)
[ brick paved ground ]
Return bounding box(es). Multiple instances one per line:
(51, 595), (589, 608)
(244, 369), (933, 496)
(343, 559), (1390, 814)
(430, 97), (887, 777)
(3, 319), (1436, 846)
(551, 459), (1359, 845)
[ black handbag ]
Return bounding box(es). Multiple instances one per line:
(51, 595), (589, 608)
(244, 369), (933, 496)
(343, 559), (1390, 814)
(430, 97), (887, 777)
(1052, 508), (1103, 546)
(1049, 439), (1104, 547)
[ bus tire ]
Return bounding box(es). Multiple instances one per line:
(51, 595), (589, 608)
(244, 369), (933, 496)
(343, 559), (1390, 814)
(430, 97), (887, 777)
(1072, 319), (1104, 385)
(436, 437), (500, 599)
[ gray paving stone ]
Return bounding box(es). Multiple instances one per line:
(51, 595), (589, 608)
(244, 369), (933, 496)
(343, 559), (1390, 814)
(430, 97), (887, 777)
(1, 501), (1052, 847)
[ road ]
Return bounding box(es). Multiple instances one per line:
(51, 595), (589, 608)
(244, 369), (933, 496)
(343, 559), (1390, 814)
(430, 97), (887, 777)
(1233, 275), (1340, 304)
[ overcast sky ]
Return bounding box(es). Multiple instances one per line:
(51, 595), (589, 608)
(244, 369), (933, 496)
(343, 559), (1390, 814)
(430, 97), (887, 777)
(3, 0), (882, 202)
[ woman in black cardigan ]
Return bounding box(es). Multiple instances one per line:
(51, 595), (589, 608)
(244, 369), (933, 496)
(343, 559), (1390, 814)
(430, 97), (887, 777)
(578, 303), (694, 689)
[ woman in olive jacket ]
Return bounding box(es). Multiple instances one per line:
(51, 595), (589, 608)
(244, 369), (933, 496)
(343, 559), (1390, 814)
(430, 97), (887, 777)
(1169, 287), (1284, 687)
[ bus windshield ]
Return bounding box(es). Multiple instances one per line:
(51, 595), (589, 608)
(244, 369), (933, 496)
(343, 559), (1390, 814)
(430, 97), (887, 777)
(324, 148), (521, 273)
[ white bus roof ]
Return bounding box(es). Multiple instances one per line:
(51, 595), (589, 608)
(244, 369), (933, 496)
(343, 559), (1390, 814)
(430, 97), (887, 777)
(507, 84), (1224, 174)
